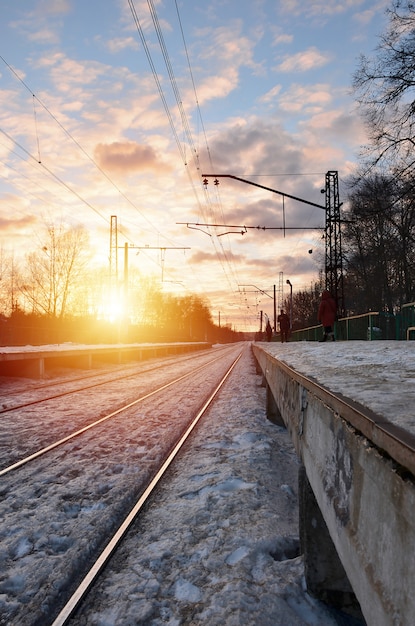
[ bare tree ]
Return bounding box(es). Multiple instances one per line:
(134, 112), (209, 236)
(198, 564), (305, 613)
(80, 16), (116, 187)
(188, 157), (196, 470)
(353, 1), (415, 175)
(343, 174), (415, 312)
(0, 248), (20, 316)
(20, 222), (90, 318)
(283, 278), (323, 329)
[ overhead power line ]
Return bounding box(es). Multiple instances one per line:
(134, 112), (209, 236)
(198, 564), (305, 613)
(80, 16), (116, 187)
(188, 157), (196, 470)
(128, 0), (245, 303)
(0, 55), (171, 244)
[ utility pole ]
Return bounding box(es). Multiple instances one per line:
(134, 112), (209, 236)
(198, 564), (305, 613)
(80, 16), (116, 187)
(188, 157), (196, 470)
(239, 284), (276, 331)
(109, 215), (118, 289)
(201, 172), (345, 314)
(121, 242), (190, 316)
(273, 285), (276, 332)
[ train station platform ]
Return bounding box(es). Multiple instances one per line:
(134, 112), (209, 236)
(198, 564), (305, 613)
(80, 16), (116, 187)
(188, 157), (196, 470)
(0, 342), (211, 379)
(252, 340), (415, 626)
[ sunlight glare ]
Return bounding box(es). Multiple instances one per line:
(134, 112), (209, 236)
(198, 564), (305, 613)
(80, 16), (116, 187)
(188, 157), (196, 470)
(97, 290), (125, 322)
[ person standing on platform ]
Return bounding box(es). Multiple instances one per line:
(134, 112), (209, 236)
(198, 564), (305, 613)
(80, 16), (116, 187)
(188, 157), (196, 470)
(277, 310), (290, 343)
(265, 319), (273, 342)
(318, 290), (337, 341)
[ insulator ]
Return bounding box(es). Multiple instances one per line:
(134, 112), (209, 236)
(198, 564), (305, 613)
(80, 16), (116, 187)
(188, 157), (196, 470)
(214, 178), (219, 185)
(203, 178), (208, 186)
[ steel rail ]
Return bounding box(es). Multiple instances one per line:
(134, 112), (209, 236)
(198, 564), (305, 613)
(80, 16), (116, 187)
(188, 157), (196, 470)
(0, 346), (240, 477)
(0, 346), (233, 414)
(266, 354), (415, 476)
(50, 349), (243, 626)
(0, 359), (176, 412)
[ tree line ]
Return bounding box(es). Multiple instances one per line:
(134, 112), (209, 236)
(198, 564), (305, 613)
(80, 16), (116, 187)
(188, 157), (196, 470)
(345, 0), (415, 315)
(0, 221), (242, 345)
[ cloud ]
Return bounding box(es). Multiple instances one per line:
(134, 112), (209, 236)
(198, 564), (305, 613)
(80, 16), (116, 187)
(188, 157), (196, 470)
(300, 108), (365, 145)
(276, 47), (331, 73)
(105, 36), (140, 54)
(32, 53), (109, 96)
(35, 0), (71, 17)
(195, 21), (265, 88)
(9, 0), (70, 45)
(28, 28), (61, 45)
(0, 202), (37, 232)
(191, 70), (240, 105)
(259, 84), (282, 104)
(190, 249), (245, 264)
(273, 32), (294, 46)
(94, 141), (171, 175)
(352, 0), (389, 26)
(279, 0), (365, 18)
(278, 84), (332, 114)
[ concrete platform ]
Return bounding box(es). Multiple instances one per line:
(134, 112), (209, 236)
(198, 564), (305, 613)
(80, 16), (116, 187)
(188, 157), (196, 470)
(252, 341), (415, 626)
(0, 342), (211, 378)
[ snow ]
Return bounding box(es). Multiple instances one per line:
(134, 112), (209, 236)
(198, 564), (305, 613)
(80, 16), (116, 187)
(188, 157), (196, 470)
(259, 340), (415, 434)
(1, 341), (401, 624)
(66, 344), (362, 626)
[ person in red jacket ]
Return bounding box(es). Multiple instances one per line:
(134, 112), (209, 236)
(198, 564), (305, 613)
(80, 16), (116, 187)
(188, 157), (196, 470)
(318, 290), (337, 342)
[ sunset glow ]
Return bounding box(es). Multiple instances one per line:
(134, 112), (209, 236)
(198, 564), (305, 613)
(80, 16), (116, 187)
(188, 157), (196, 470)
(0, 1), (389, 331)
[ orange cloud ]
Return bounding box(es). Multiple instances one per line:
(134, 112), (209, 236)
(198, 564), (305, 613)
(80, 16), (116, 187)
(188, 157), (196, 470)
(94, 140), (171, 174)
(0, 210), (37, 232)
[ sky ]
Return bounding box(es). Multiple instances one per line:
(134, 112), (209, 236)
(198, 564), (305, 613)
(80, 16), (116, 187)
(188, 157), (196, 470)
(0, 0), (391, 331)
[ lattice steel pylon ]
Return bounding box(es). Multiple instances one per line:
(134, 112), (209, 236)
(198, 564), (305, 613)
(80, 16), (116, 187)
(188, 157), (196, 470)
(324, 171), (345, 317)
(277, 271), (284, 314)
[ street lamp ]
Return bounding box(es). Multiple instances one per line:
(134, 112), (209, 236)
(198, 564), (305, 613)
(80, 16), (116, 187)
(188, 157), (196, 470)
(286, 279), (293, 330)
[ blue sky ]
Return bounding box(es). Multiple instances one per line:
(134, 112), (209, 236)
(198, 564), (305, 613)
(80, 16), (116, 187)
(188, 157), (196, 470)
(0, 0), (390, 330)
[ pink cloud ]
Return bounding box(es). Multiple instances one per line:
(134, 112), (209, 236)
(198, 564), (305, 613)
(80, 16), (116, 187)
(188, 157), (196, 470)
(94, 141), (172, 174)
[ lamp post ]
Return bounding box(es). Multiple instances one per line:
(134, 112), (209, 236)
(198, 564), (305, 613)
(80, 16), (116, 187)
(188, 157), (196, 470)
(286, 279), (293, 330)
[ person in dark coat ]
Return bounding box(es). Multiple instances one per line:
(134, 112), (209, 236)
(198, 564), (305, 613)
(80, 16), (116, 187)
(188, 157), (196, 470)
(277, 309), (290, 343)
(265, 319), (272, 342)
(318, 290), (337, 341)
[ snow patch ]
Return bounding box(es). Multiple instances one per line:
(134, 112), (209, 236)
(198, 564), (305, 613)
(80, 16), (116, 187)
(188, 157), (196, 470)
(225, 545), (250, 565)
(174, 577), (202, 602)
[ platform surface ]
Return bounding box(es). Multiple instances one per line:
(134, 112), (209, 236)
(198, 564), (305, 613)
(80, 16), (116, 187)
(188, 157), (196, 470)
(258, 340), (415, 436)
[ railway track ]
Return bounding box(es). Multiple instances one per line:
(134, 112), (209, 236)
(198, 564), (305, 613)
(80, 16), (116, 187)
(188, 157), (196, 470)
(0, 344), (238, 472)
(0, 345), (235, 414)
(0, 343), (245, 626)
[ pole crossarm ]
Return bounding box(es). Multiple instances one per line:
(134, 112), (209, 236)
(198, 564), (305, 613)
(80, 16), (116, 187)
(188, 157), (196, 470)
(118, 246), (190, 250)
(239, 284), (273, 299)
(177, 222), (321, 233)
(202, 174), (326, 211)
(121, 244), (190, 285)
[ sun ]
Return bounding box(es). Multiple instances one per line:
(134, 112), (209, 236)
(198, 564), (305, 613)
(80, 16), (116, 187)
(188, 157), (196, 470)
(97, 289), (126, 322)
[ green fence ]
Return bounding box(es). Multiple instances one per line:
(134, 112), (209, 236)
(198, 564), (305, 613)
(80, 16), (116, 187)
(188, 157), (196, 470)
(399, 302), (415, 340)
(290, 311), (398, 342)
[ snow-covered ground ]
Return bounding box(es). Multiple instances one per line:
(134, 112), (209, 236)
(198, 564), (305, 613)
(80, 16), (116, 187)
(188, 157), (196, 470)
(1, 346), (244, 625)
(260, 340), (415, 435)
(5, 340), (409, 624)
(66, 345), (363, 626)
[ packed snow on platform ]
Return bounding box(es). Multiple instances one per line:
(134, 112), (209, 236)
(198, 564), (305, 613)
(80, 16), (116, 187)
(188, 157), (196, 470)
(264, 340), (415, 435)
